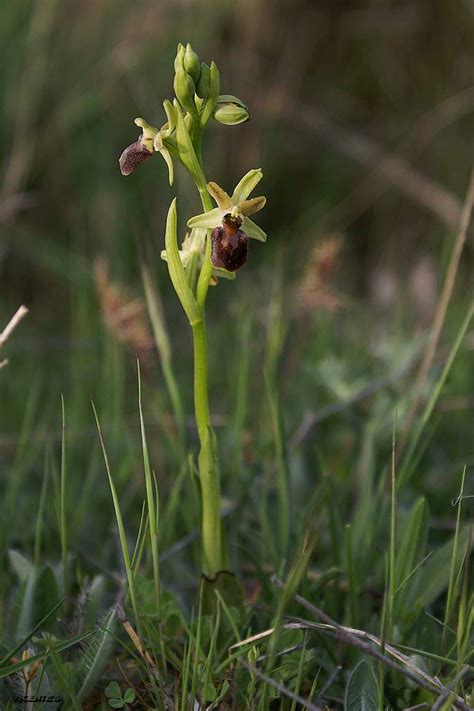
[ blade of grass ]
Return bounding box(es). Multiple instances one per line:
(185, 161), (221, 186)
(92, 401), (141, 640)
(401, 169), (474, 446)
(141, 260), (185, 450)
(442, 467), (467, 651)
(398, 300), (474, 489)
(60, 395), (68, 600)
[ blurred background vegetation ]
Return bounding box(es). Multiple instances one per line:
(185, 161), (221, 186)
(1, 0), (473, 575)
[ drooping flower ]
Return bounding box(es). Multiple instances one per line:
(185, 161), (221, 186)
(119, 117), (174, 185)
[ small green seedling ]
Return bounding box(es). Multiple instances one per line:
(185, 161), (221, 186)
(105, 681), (135, 709)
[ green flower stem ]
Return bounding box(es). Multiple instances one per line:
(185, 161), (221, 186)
(192, 318), (211, 440)
(191, 140), (224, 575)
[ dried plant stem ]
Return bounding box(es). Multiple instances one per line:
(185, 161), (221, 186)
(0, 305), (28, 368)
(271, 577), (472, 711)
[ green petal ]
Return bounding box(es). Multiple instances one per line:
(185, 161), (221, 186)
(231, 168), (263, 204)
(160, 249), (190, 266)
(240, 195), (266, 216)
(159, 146), (174, 186)
(207, 182), (232, 210)
(212, 267), (236, 280)
(242, 216), (266, 242)
(187, 208), (222, 229)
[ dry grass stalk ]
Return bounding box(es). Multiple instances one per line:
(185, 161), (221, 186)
(295, 236), (344, 314)
(94, 258), (154, 369)
(0, 305), (28, 368)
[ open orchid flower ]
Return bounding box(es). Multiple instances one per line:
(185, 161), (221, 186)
(187, 169), (267, 242)
(119, 117), (174, 185)
(160, 227), (236, 281)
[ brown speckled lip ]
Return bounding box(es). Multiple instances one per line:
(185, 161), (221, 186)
(119, 141), (153, 176)
(211, 214), (249, 272)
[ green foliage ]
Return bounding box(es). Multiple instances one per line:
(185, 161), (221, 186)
(75, 607), (117, 704)
(344, 660), (379, 711)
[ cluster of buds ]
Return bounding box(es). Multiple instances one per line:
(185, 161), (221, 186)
(174, 43), (249, 125)
(119, 43), (251, 181)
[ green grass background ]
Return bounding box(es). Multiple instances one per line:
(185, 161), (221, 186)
(0, 1), (473, 708)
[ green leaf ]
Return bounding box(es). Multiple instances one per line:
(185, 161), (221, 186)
(406, 526), (471, 611)
(76, 607), (117, 703)
(0, 630), (94, 679)
(8, 550), (34, 582)
(164, 198), (202, 327)
(1, 597), (64, 666)
(394, 497), (429, 616)
(16, 564), (59, 642)
(345, 660), (379, 711)
(105, 681), (121, 698)
(108, 699), (125, 709)
(123, 688), (135, 703)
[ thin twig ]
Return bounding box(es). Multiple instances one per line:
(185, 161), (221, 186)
(313, 665), (343, 706)
(431, 665), (471, 711)
(401, 168), (474, 448)
(271, 577), (472, 711)
(0, 305), (28, 367)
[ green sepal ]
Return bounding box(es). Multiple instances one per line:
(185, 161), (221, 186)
(162, 99), (176, 136)
(174, 43), (185, 73)
(200, 61), (220, 127)
(231, 168), (263, 204)
(159, 145), (174, 186)
(242, 216), (267, 242)
(196, 62), (211, 99)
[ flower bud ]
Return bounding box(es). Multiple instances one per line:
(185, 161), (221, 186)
(174, 43), (185, 73)
(174, 68), (196, 114)
(196, 62), (211, 98)
(213, 95), (249, 126)
(184, 43), (201, 84)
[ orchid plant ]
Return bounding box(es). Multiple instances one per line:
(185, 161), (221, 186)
(119, 43), (266, 579)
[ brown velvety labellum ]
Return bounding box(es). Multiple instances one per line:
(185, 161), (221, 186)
(211, 215), (249, 272)
(119, 141), (153, 176)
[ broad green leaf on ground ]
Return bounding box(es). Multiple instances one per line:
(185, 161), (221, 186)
(345, 660), (379, 711)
